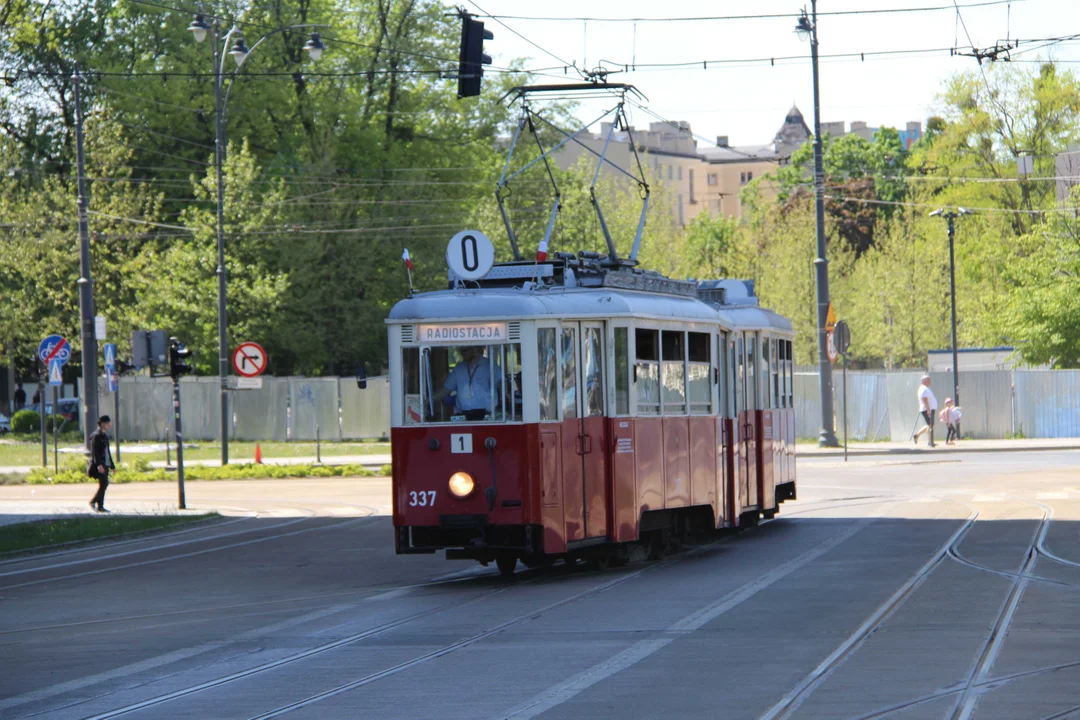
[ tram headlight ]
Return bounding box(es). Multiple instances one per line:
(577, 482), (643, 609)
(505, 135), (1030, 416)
(448, 471), (475, 498)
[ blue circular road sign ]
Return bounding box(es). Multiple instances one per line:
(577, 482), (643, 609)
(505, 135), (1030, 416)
(38, 334), (71, 365)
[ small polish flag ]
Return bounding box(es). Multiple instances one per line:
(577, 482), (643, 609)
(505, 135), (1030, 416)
(536, 240), (548, 262)
(402, 248), (413, 270)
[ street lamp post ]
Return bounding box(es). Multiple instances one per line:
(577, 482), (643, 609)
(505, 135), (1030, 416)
(929, 207), (971, 438)
(797, 0), (839, 447)
(188, 15), (326, 465)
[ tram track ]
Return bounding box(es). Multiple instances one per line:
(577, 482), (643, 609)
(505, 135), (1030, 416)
(74, 518), (764, 720)
(756, 509), (980, 720)
(0, 514), (375, 592)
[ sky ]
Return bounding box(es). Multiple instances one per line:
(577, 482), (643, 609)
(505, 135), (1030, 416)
(455, 0), (1080, 148)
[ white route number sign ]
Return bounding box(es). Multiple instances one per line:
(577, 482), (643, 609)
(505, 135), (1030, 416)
(447, 230), (495, 281)
(232, 342), (267, 378)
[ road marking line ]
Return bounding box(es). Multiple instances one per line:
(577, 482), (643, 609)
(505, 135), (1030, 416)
(499, 520), (873, 720)
(0, 517), (303, 578)
(0, 604), (355, 713)
(0, 517), (370, 591)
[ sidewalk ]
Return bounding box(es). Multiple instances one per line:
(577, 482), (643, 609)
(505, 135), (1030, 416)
(797, 437), (1080, 458)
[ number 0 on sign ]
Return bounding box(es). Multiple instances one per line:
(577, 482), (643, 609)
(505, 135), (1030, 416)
(232, 342), (267, 378)
(446, 230), (495, 281)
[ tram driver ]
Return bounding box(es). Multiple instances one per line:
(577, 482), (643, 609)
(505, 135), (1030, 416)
(431, 345), (501, 421)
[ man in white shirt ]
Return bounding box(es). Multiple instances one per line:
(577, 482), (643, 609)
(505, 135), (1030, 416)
(913, 375), (938, 447)
(433, 346), (500, 419)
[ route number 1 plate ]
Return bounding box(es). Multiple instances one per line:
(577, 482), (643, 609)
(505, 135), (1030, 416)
(451, 434), (473, 454)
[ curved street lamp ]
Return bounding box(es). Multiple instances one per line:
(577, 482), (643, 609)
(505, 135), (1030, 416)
(189, 15), (327, 465)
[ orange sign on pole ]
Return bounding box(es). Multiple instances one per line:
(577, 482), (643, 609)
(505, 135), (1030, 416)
(826, 302), (837, 332)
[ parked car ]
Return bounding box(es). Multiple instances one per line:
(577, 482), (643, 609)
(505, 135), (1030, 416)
(0, 413), (10, 434)
(45, 398), (81, 426)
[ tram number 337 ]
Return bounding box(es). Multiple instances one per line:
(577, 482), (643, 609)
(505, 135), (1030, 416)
(409, 491), (436, 507)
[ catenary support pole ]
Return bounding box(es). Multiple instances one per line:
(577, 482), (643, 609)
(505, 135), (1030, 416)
(213, 24), (230, 466)
(73, 64), (99, 446)
(842, 355), (848, 462)
(947, 215), (961, 439)
(808, 0), (838, 447)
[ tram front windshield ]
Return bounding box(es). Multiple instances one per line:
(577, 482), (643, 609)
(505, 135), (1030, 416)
(402, 344), (522, 424)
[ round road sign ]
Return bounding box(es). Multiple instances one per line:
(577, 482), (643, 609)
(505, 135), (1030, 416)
(232, 342), (267, 378)
(446, 230), (495, 281)
(826, 331), (839, 363)
(38, 334), (71, 365)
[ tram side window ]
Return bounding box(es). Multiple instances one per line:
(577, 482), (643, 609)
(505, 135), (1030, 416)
(787, 340), (795, 408)
(746, 334), (757, 411)
(687, 331), (711, 414)
(538, 328), (558, 421)
(661, 331), (686, 415)
(762, 337), (772, 409)
(734, 335), (744, 415)
(562, 327), (578, 420)
(770, 338), (780, 409)
(402, 347), (421, 425)
(635, 329), (660, 415)
(781, 338), (790, 408)
(583, 326), (604, 416)
(614, 328), (630, 415)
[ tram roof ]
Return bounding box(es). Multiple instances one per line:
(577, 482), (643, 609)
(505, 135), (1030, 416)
(387, 286), (793, 335)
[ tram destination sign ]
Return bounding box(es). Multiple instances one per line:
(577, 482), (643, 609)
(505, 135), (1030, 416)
(416, 322), (508, 344)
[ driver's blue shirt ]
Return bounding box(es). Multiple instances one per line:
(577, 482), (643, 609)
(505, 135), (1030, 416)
(444, 357), (499, 412)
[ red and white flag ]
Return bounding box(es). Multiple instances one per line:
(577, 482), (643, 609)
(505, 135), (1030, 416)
(536, 240), (548, 262)
(402, 248), (413, 270)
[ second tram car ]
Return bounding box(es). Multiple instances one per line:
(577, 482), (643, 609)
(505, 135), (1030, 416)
(388, 253), (796, 574)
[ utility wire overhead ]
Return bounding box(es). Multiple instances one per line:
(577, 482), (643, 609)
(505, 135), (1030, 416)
(473, 0), (1021, 23)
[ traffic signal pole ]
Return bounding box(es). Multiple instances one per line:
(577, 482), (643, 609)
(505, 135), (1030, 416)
(172, 376), (186, 510)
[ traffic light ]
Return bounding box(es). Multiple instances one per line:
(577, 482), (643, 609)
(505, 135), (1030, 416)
(457, 14), (492, 99)
(169, 337), (193, 379)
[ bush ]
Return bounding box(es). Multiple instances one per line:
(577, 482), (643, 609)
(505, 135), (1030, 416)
(45, 414), (68, 433)
(11, 410), (40, 433)
(25, 461), (384, 485)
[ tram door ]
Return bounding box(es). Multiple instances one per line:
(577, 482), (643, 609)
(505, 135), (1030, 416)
(562, 322), (609, 540)
(735, 333), (759, 510)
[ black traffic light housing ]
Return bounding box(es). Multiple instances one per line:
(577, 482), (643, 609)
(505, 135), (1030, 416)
(457, 14), (492, 98)
(169, 337), (194, 379)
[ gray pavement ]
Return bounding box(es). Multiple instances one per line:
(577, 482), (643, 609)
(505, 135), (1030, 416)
(1, 451), (1079, 719)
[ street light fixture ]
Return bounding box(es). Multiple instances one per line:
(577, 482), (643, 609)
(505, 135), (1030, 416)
(187, 15), (211, 43)
(189, 14), (327, 465)
(795, 0), (839, 447)
(929, 207), (972, 439)
(304, 32), (326, 61)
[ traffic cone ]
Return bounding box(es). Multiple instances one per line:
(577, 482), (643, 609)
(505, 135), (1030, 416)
(255, 443), (262, 464)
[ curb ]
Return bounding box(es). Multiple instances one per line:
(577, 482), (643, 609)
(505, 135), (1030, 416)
(800, 444), (1080, 458)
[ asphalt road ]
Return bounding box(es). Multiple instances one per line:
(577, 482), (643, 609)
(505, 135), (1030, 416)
(2, 451), (1080, 719)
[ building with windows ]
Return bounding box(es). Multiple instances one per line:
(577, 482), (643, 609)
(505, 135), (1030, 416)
(552, 108), (923, 225)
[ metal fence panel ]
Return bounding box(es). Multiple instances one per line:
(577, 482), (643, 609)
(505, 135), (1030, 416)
(232, 378), (289, 441)
(794, 373), (822, 440)
(288, 378), (341, 441)
(339, 376), (391, 440)
(98, 377), (173, 442)
(837, 372), (891, 441)
(1015, 370), (1080, 438)
(930, 370), (1012, 439)
(177, 377), (222, 441)
(885, 372), (924, 441)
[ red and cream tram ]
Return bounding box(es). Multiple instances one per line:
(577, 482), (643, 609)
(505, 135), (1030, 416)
(388, 254), (796, 574)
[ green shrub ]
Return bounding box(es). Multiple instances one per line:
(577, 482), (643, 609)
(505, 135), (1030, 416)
(25, 461), (383, 485)
(11, 410), (40, 433)
(44, 414), (68, 433)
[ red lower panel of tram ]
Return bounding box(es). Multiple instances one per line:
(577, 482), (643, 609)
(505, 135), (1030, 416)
(392, 411), (795, 559)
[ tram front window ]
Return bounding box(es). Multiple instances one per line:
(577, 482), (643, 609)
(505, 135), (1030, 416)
(403, 344), (522, 424)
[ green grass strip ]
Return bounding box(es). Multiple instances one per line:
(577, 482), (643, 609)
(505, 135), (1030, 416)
(0, 513), (218, 554)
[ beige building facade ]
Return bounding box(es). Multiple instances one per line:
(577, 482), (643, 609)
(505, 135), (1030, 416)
(553, 109), (924, 225)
